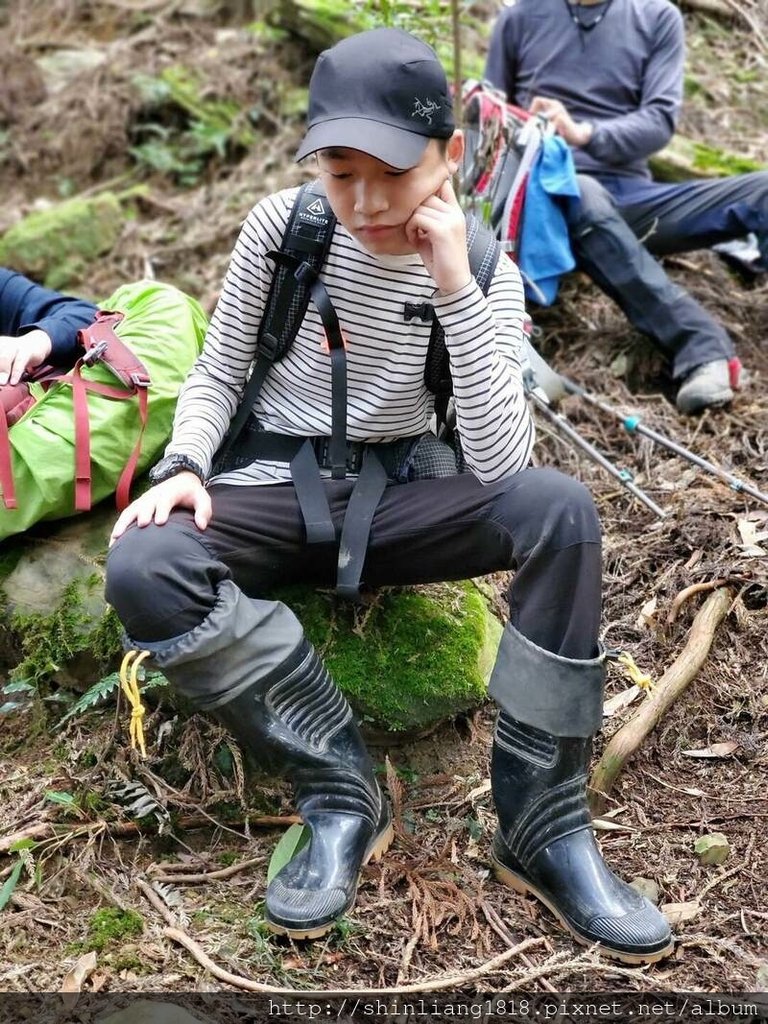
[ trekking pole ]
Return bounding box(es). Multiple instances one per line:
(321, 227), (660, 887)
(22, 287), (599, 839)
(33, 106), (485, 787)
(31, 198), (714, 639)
(526, 387), (668, 518)
(560, 378), (768, 508)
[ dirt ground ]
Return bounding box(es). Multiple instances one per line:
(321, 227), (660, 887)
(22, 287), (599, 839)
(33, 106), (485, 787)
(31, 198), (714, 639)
(1, 0), (767, 1003)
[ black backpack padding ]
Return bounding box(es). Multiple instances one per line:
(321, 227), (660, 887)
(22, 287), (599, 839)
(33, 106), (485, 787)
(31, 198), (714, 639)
(424, 213), (500, 429)
(216, 181), (501, 463)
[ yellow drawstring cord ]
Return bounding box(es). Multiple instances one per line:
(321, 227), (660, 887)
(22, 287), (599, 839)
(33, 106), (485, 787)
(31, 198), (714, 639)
(119, 650), (151, 756)
(616, 650), (655, 694)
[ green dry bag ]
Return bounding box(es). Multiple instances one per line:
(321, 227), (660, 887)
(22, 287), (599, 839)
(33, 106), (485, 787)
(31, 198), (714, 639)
(0, 280), (206, 542)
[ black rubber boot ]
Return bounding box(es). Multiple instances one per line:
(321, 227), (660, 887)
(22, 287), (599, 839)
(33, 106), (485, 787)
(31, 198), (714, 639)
(488, 625), (673, 964)
(213, 638), (393, 939)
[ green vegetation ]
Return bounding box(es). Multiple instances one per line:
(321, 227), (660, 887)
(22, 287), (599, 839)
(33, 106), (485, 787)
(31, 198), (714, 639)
(274, 581), (501, 732)
(5, 575), (120, 685)
(83, 907), (144, 951)
(651, 135), (766, 182)
(0, 193), (123, 290)
(130, 66), (258, 186)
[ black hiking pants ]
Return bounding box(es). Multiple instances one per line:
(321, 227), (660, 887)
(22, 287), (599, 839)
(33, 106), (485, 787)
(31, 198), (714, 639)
(566, 170), (768, 379)
(106, 467), (602, 711)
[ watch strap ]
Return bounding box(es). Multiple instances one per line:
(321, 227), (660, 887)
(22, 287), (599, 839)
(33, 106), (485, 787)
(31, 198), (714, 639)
(149, 453), (206, 486)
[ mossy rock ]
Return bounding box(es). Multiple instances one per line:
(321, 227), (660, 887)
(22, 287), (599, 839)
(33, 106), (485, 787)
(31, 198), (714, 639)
(0, 507), (501, 734)
(0, 192), (124, 291)
(273, 581), (502, 734)
(273, 0), (366, 53)
(650, 133), (766, 182)
(0, 505), (122, 688)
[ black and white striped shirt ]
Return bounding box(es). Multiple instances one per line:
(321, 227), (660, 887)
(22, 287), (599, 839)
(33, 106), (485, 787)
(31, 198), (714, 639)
(167, 186), (535, 485)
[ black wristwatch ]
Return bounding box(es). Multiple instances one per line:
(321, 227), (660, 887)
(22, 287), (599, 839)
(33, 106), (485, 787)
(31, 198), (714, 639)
(149, 453), (206, 486)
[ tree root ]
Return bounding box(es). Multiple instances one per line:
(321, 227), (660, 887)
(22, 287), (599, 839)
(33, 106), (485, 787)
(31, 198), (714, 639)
(0, 812), (298, 856)
(589, 586), (733, 814)
(162, 926), (546, 995)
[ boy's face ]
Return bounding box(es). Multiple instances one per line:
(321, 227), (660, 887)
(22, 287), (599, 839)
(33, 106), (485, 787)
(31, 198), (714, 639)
(316, 135), (463, 256)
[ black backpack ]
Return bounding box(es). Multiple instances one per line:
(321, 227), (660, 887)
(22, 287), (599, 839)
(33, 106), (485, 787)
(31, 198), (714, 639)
(213, 181), (504, 600)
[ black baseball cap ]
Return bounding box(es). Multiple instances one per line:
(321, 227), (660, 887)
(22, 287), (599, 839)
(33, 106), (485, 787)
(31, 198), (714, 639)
(295, 28), (455, 170)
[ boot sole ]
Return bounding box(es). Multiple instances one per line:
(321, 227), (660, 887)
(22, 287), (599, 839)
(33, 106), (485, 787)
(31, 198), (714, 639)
(265, 818), (395, 940)
(491, 852), (674, 965)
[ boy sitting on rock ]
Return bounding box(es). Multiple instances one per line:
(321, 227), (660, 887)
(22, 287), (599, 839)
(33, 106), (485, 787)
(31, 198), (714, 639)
(106, 28), (672, 963)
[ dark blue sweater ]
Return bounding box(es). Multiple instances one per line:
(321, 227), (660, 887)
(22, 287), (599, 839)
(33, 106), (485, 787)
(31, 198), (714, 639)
(485, 0), (685, 179)
(0, 268), (98, 364)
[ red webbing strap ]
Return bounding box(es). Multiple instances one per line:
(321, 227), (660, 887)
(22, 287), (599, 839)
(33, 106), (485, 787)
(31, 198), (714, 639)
(78, 311), (151, 389)
(71, 361), (93, 512)
(72, 311), (152, 511)
(114, 384), (149, 511)
(71, 368), (150, 512)
(505, 171), (530, 262)
(0, 408), (17, 509)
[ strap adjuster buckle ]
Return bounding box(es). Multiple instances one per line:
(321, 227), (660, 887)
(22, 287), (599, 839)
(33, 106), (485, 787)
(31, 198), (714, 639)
(82, 341), (108, 366)
(313, 437), (364, 474)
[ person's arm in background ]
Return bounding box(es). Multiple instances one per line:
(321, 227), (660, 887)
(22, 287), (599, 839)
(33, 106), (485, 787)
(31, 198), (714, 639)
(0, 268), (98, 384)
(532, 6), (685, 163)
(484, 7), (519, 105)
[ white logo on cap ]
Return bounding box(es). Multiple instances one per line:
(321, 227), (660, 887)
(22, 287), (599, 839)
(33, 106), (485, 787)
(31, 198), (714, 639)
(307, 198), (326, 215)
(412, 97), (439, 124)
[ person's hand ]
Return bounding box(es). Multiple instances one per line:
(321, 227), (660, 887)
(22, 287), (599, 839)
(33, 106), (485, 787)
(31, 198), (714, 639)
(0, 329), (53, 385)
(530, 97), (593, 148)
(404, 179), (471, 295)
(109, 471), (211, 545)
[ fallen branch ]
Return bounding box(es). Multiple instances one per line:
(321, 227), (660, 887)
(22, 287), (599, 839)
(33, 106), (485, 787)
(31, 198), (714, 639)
(162, 926), (546, 995)
(136, 877), (179, 928)
(148, 855), (265, 884)
(667, 578), (728, 624)
(480, 900), (558, 993)
(590, 586), (733, 813)
(0, 813), (298, 856)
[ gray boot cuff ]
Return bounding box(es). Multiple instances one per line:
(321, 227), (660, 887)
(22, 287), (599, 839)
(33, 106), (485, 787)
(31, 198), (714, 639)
(488, 623), (605, 737)
(125, 579), (304, 712)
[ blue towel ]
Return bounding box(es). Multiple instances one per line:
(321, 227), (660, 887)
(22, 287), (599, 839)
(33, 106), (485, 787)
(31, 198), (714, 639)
(518, 136), (580, 305)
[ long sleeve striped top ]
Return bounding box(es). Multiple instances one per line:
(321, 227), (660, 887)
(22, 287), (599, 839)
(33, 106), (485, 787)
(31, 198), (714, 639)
(166, 185), (535, 486)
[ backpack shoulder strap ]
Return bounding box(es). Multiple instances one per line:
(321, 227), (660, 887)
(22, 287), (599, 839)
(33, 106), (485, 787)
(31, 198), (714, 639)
(424, 213), (501, 424)
(78, 311), (151, 388)
(216, 180), (337, 463)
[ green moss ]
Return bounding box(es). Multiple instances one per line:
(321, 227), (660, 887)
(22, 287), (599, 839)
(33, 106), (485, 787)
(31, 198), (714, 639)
(689, 140), (764, 176)
(651, 134), (766, 182)
(0, 193), (123, 289)
(8, 574), (114, 683)
(85, 908), (143, 951)
(283, 0), (364, 50)
(108, 950), (148, 973)
(87, 605), (124, 665)
(272, 582), (500, 732)
(160, 66), (255, 150)
(130, 66), (256, 185)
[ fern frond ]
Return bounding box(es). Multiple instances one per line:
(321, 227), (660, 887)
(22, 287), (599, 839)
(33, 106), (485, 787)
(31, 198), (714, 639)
(57, 671), (169, 727)
(150, 880), (189, 926)
(108, 779), (171, 833)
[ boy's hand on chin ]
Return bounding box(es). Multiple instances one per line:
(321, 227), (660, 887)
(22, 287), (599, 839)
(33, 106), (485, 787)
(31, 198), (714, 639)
(405, 179), (471, 295)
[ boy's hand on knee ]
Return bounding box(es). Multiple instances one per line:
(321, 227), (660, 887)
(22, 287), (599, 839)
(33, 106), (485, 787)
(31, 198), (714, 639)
(404, 178), (471, 295)
(109, 472), (212, 545)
